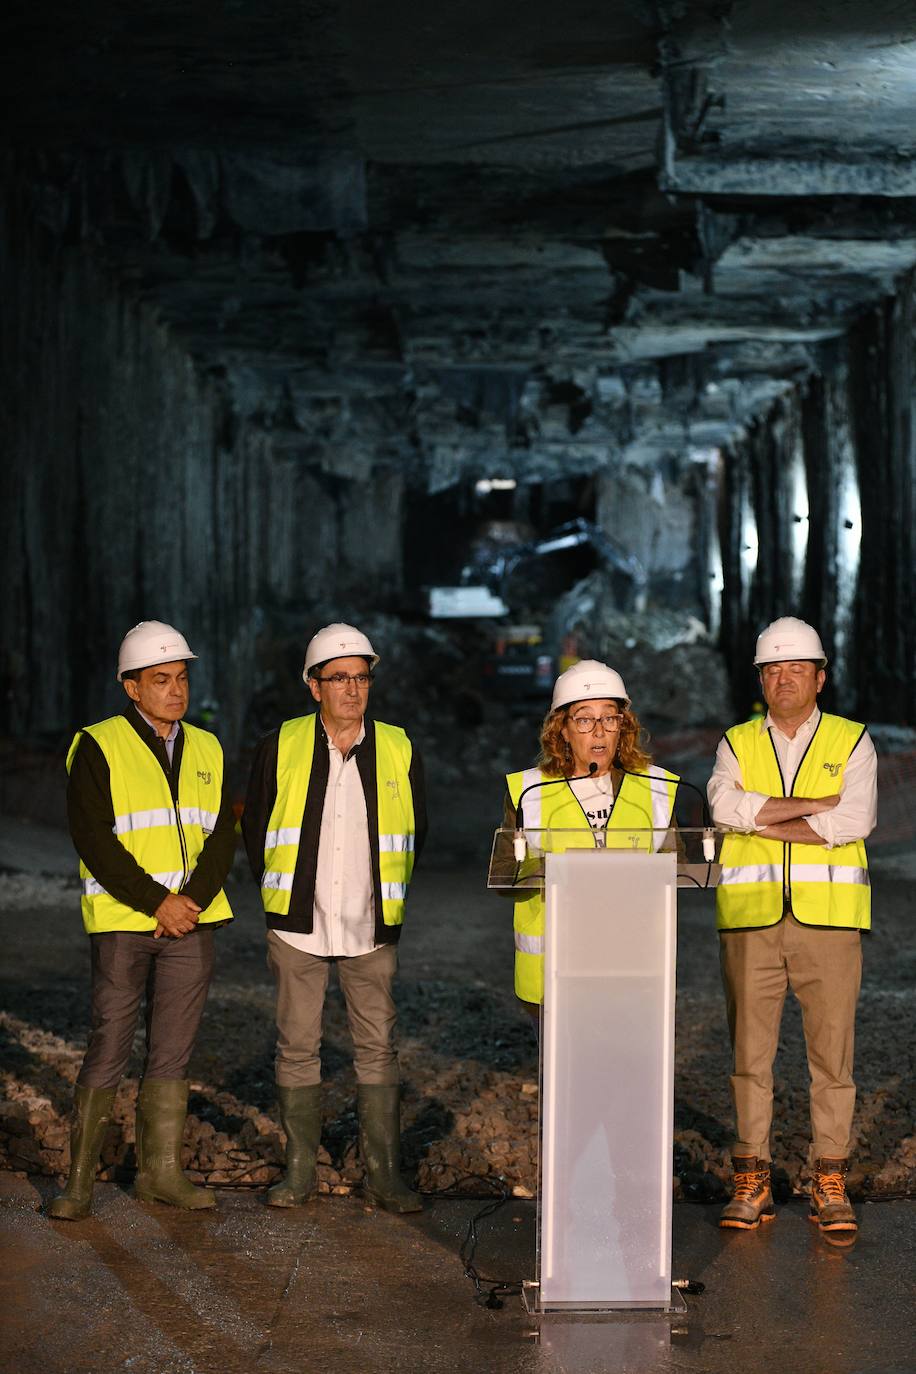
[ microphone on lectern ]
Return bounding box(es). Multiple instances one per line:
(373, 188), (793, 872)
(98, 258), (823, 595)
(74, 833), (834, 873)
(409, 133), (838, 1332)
(616, 768), (718, 861)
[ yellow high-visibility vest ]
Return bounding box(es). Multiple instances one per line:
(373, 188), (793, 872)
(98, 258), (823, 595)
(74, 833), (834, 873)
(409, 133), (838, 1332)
(261, 714), (415, 926)
(716, 713), (870, 931)
(505, 764), (679, 1004)
(67, 716), (233, 934)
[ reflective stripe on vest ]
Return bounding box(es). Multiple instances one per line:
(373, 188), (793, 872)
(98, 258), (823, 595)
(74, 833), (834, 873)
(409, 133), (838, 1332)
(382, 882), (409, 901)
(264, 826), (302, 850)
(505, 763), (680, 1003)
(113, 806), (219, 835)
(262, 871), (294, 892)
(261, 714), (415, 926)
(716, 713), (870, 931)
(82, 870), (185, 897)
(379, 833), (415, 853)
(720, 862), (869, 887)
(67, 716), (233, 935)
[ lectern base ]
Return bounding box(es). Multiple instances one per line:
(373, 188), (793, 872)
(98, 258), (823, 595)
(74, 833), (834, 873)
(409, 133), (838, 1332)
(521, 1279), (688, 1317)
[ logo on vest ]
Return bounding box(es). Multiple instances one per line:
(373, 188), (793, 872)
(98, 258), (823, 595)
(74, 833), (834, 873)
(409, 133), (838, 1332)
(822, 761), (841, 778)
(197, 769), (212, 785)
(386, 778), (400, 800)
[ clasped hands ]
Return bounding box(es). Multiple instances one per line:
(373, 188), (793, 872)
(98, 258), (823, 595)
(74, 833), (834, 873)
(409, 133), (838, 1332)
(153, 892), (201, 939)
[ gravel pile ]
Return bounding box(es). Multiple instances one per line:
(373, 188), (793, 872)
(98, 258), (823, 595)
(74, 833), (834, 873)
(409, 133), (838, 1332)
(2, 748), (913, 1207)
(3, 961), (914, 1202)
(0, 873), (76, 910)
(546, 574), (733, 727)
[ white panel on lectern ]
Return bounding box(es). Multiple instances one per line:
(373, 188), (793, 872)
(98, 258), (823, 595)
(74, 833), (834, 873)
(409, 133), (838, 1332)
(538, 849), (677, 1310)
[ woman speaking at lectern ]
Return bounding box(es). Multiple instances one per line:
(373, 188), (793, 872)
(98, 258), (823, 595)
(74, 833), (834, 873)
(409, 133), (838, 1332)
(499, 660), (680, 1018)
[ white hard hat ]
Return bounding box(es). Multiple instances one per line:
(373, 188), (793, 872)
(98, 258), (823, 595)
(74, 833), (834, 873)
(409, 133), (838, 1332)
(303, 622), (379, 682)
(551, 659), (629, 712)
(116, 621), (197, 681)
(753, 617), (827, 668)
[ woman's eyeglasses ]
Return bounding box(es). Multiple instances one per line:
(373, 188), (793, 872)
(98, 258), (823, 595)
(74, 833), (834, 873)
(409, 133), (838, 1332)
(570, 713), (622, 733)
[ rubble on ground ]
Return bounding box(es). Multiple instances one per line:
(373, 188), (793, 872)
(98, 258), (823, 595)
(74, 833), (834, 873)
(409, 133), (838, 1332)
(1, 728), (912, 1205)
(547, 573), (733, 725)
(3, 965), (913, 1202)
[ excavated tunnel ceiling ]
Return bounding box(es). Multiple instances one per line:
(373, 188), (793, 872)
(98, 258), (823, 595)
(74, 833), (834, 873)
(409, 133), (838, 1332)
(2, 0), (915, 728)
(5, 0), (916, 447)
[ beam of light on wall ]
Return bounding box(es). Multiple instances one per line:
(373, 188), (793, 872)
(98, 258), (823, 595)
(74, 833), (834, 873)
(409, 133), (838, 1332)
(791, 448), (809, 603)
(840, 470), (862, 562)
(475, 477), (517, 495)
(695, 446), (723, 636)
(741, 511), (758, 618)
(707, 538), (724, 639)
(688, 446), (720, 465)
(833, 461), (862, 679)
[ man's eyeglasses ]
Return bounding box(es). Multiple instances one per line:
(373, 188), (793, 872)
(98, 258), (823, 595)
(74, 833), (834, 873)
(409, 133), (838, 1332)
(570, 713), (622, 733)
(315, 673), (373, 688)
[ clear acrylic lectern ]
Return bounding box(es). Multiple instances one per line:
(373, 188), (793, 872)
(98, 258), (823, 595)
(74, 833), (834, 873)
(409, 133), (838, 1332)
(489, 826), (722, 1314)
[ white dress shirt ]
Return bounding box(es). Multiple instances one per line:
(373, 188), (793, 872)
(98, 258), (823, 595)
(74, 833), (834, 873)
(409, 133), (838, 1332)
(275, 720), (379, 957)
(707, 706), (877, 849)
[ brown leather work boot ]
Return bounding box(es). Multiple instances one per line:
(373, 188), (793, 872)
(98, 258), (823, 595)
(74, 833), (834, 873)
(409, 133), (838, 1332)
(809, 1158), (857, 1244)
(719, 1156), (776, 1230)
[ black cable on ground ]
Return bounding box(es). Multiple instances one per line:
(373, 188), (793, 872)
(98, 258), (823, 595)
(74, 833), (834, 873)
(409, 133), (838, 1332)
(457, 1182), (524, 1309)
(216, 1164), (527, 1308)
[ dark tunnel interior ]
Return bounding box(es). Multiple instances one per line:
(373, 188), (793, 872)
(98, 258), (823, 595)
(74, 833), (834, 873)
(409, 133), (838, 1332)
(2, 12), (916, 1356)
(2, 0), (915, 777)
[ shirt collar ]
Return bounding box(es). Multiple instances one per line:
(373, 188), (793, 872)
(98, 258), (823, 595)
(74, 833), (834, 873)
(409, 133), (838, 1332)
(762, 704), (821, 742)
(321, 716), (366, 757)
(134, 704), (180, 745)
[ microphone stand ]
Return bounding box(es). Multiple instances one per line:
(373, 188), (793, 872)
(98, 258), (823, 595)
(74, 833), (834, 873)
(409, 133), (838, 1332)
(513, 762), (598, 860)
(616, 767), (718, 862)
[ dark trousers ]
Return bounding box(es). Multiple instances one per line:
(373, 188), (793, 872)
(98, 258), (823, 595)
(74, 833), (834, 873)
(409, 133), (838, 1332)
(77, 928), (215, 1090)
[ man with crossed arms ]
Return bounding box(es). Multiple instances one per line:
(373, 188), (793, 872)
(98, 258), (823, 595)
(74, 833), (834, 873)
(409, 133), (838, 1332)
(708, 617), (877, 1244)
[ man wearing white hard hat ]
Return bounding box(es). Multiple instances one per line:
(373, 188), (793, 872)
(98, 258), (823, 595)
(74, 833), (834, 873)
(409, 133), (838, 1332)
(708, 616), (877, 1243)
(242, 623), (427, 1213)
(48, 622), (237, 1221)
(500, 660), (680, 1013)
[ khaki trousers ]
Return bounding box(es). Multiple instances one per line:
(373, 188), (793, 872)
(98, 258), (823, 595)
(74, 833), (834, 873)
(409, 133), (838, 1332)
(266, 932), (399, 1087)
(719, 917), (862, 1161)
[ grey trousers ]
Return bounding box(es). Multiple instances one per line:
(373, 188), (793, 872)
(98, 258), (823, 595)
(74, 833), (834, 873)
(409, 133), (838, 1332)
(266, 931), (399, 1087)
(77, 928), (215, 1090)
(720, 916), (862, 1161)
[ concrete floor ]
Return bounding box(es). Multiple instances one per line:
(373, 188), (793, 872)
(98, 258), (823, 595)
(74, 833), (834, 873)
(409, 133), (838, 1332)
(2, 1171), (914, 1374)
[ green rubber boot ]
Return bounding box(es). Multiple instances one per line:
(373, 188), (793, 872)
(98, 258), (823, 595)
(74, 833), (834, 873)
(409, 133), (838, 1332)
(357, 1083), (422, 1214)
(46, 1084), (117, 1221)
(134, 1079), (215, 1209)
(267, 1084), (322, 1207)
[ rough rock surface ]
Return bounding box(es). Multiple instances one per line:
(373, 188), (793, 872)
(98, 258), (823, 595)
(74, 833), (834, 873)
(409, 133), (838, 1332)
(547, 575), (733, 726)
(2, 861), (913, 1206)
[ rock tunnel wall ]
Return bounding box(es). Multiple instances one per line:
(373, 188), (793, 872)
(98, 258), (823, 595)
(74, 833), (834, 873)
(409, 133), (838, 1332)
(0, 179), (404, 755)
(718, 312), (915, 723)
(848, 292), (916, 725)
(2, 159), (915, 749)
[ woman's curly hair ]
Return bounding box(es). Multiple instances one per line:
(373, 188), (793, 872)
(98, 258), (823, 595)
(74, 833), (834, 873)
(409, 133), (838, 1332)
(536, 699), (652, 776)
